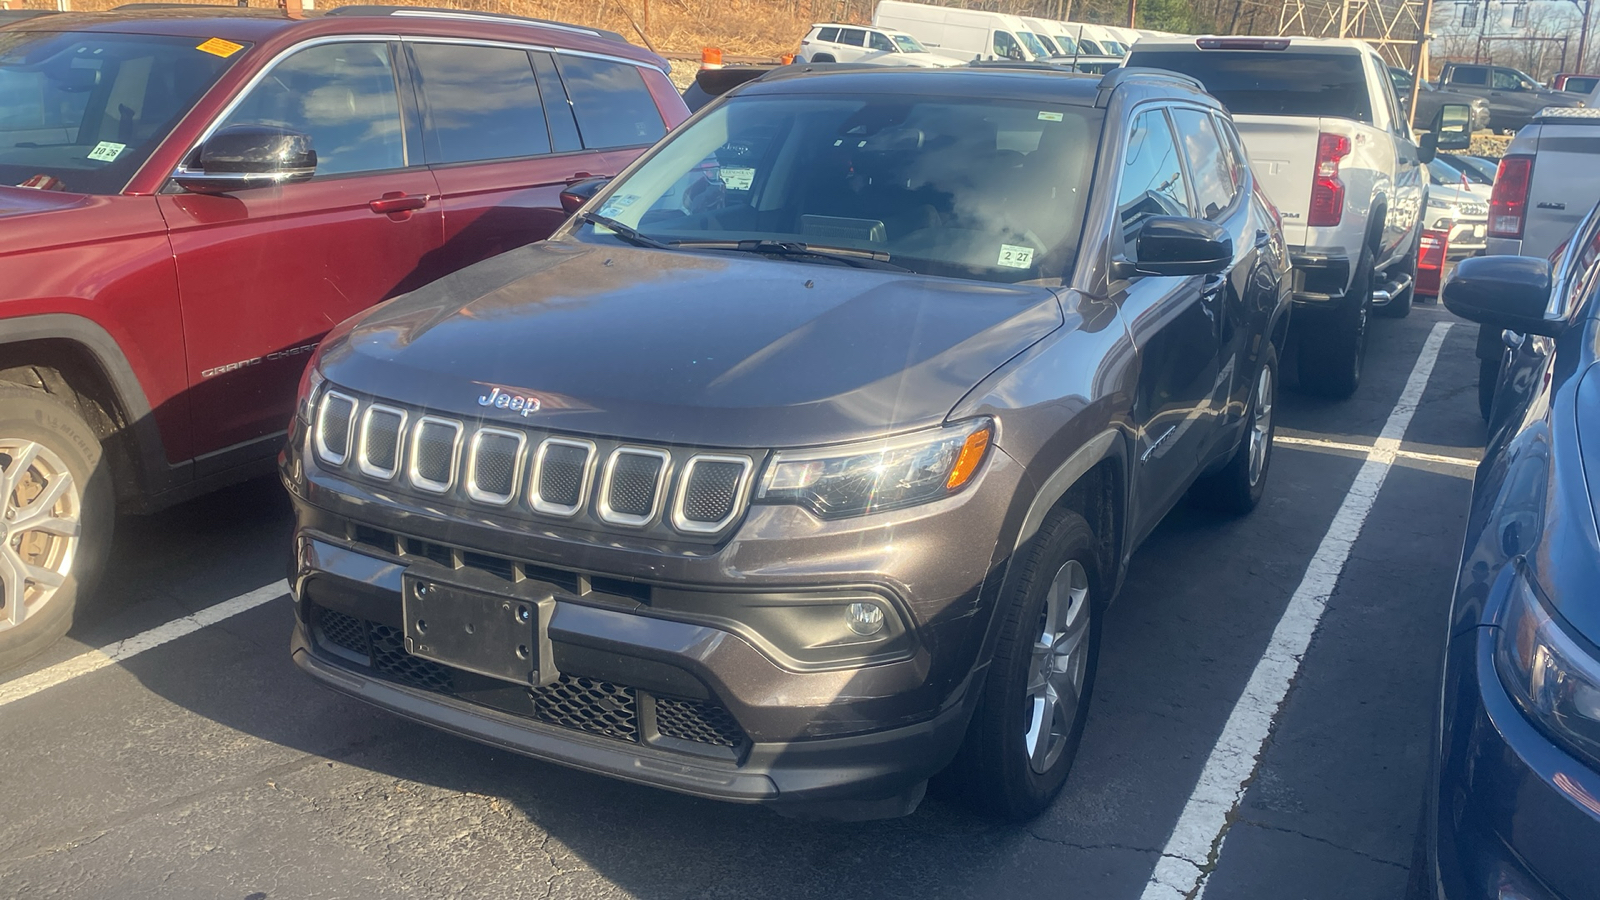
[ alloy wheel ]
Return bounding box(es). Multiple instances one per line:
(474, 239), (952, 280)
(0, 439), (81, 632)
(1023, 558), (1092, 774)
(1248, 364), (1275, 487)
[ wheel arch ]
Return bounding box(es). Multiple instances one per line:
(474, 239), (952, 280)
(1009, 429), (1128, 603)
(0, 314), (169, 506)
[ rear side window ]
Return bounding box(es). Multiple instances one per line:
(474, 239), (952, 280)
(839, 29), (867, 46)
(554, 56), (666, 150)
(1118, 108), (1192, 235)
(1211, 113), (1249, 191)
(817, 27), (840, 43)
(1170, 108), (1234, 219)
(1448, 66), (1487, 86)
(1126, 49), (1373, 123)
(411, 44), (551, 164)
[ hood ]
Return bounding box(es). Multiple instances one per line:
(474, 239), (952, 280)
(0, 185), (89, 221)
(1429, 182), (1484, 207)
(899, 53), (963, 67)
(318, 241), (1064, 449)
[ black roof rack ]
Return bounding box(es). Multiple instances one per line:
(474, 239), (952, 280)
(323, 6), (627, 43)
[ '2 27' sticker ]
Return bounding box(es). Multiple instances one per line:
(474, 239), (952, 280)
(997, 244), (1035, 269)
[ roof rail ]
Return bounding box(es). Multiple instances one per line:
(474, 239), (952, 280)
(323, 6), (627, 42)
(965, 60), (1081, 74)
(1096, 66), (1205, 93)
(110, 3), (242, 8)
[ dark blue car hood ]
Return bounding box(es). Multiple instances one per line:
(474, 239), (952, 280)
(316, 240), (1064, 448)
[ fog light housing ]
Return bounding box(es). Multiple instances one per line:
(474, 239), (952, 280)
(847, 602), (885, 635)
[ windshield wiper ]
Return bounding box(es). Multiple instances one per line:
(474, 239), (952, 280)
(578, 211), (675, 251)
(669, 239), (910, 271)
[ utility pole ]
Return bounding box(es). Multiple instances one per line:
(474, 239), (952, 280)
(1126, 0), (1137, 28)
(1409, 0), (1436, 129)
(1574, 0), (1592, 75)
(1339, 0), (1351, 36)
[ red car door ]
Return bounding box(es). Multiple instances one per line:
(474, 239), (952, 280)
(407, 43), (668, 271)
(158, 40), (443, 470)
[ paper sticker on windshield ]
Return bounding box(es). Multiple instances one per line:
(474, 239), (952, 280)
(721, 167), (755, 191)
(87, 141), (126, 162)
(998, 244), (1035, 268)
(598, 194), (638, 217)
(196, 38), (245, 58)
(1038, 111), (1065, 122)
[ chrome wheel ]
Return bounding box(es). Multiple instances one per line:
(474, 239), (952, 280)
(1248, 364), (1275, 488)
(0, 439), (81, 633)
(1023, 558), (1091, 774)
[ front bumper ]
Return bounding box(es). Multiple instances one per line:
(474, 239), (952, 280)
(281, 425), (1025, 815)
(1432, 619), (1600, 900)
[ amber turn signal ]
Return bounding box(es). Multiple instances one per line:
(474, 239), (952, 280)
(946, 425), (991, 490)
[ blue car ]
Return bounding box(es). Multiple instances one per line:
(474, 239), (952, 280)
(1430, 203), (1600, 899)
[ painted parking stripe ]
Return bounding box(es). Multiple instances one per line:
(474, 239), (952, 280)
(1275, 434), (1480, 468)
(1140, 322), (1453, 900)
(0, 580), (287, 709)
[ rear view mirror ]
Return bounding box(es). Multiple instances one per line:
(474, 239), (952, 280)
(175, 125), (316, 195)
(1432, 104), (1474, 150)
(1442, 255), (1564, 336)
(1117, 216), (1233, 277)
(560, 177), (610, 215)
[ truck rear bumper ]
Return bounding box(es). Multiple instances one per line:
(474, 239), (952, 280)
(1288, 250), (1352, 306)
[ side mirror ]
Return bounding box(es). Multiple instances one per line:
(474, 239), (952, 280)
(1442, 255), (1564, 336)
(1418, 131), (1439, 164)
(559, 177), (610, 215)
(175, 125), (315, 195)
(1431, 103), (1474, 151)
(1116, 216), (1233, 277)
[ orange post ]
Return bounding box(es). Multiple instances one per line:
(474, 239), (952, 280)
(701, 47), (724, 69)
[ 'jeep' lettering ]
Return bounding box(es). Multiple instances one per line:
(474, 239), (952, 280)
(477, 386), (542, 417)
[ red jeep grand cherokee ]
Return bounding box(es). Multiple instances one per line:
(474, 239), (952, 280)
(0, 4), (687, 667)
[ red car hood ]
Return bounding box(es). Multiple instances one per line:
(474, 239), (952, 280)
(0, 185), (91, 220)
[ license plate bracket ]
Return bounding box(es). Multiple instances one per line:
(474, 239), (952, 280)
(401, 572), (557, 687)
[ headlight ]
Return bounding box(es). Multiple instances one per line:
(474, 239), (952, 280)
(757, 419), (993, 518)
(294, 360), (326, 425)
(1494, 568), (1600, 767)
(1427, 196), (1454, 210)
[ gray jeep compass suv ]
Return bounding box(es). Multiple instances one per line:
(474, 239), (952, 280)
(281, 65), (1292, 820)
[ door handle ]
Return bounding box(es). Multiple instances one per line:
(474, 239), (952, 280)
(1201, 273), (1228, 295)
(566, 172), (596, 184)
(1254, 229), (1270, 249)
(368, 192), (428, 214)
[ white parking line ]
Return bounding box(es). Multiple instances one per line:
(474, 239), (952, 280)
(1140, 322), (1453, 900)
(1275, 434), (1480, 468)
(0, 580), (287, 709)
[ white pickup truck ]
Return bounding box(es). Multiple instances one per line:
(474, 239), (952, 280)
(1474, 103), (1600, 417)
(1126, 36), (1470, 397)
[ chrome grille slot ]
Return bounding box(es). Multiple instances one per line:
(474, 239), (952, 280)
(531, 438), (595, 517)
(409, 416), (463, 493)
(357, 404), (406, 479)
(314, 391), (358, 466)
(599, 448), (669, 526)
(672, 454), (752, 533)
(466, 427), (525, 505)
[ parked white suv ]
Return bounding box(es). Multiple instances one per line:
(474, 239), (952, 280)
(798, 23), (960, 66)
(1127, 36), (1470, 397)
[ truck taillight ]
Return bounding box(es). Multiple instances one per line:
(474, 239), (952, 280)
(1308, 132), (1350, 228)
(1416, 228), (1449, 297)
(1488, 154), (1534, 239)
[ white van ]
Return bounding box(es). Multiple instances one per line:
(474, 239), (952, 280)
(873, 1), (1049, 62)
(1021, 16), (1073, 57)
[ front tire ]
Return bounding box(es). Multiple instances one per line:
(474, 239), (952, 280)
(942, 509), (1102, 821)
(1190, 345), (1277, 514)
(0, 386), (113, 671)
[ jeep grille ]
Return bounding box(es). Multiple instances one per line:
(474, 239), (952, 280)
(311, 390), (757, 537)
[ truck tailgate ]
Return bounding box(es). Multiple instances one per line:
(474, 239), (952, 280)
(1229, 114), (1330, 248)
(1521, 123), (1600, 260)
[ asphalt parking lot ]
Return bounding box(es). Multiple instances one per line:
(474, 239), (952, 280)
(2, 303), (1486, 900)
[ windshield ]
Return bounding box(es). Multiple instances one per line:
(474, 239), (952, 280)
(574, 94), (1103, 285)
(1439, 155), (1493, 184)
(1078, 38), (1105, 55)
(1101, 41), (1128, 57)
(1053, 34), (1079, 55)
(1126, 49), (1372, 122)
(1016, 31), (1050, 60)
(1029, 32), (1061, 56)
(0, 31), (246, 194)
(891, 33), (927, 53)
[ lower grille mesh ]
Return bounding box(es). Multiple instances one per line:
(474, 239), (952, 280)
(533, 675), (638, 741)
(309, 606), (744, 750)
(655, 696), (745, 748)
